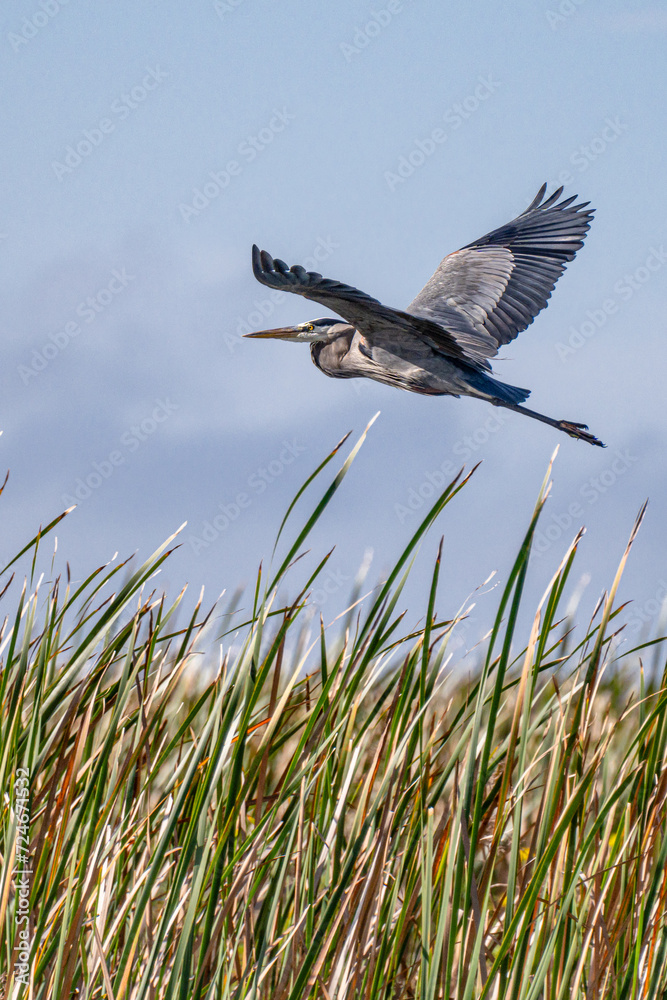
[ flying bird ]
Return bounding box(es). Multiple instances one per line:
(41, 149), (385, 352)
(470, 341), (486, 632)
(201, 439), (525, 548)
(246, 185), (604, 447)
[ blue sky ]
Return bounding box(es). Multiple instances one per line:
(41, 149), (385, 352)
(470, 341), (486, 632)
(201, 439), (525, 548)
(2, 0), (666, 653)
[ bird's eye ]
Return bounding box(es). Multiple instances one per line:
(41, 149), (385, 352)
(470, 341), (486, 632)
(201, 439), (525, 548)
(306, 324), (314, 331)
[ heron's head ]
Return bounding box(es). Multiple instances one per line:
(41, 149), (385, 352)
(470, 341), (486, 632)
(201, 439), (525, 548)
(244, 317), (340, 343)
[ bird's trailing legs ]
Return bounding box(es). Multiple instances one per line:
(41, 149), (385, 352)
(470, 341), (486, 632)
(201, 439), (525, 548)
(496, 402), (605, 447)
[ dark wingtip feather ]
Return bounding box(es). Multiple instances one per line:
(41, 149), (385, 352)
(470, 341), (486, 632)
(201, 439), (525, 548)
(251, 244), (263, 277)
(260, 249), (274, 271)
(540, 186), (565, 210)
(526, 182), (548, 211)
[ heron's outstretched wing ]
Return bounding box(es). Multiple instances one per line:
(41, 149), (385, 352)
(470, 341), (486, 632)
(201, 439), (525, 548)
(406, 185), (594, 363)
(251, 245), (493, 369)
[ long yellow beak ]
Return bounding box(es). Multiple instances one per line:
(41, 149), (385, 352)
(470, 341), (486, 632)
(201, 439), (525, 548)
(243, 327), (300, 340)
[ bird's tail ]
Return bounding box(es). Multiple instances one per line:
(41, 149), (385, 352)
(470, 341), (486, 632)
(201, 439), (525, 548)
(465, 371), (531, 405)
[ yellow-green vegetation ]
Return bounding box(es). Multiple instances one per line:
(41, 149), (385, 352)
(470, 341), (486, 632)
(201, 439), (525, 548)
(1, 429), (666, 999)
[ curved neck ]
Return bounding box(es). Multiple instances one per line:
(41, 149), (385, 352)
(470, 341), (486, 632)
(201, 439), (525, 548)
(310, 326), (356, 377)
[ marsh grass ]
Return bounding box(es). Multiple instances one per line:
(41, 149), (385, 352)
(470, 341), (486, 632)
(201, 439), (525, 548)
(1, 424), (667, 999)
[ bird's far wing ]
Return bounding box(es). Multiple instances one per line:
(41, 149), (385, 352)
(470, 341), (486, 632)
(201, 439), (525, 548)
(251, 246), (489, 368)
(406, 185), (594, 362)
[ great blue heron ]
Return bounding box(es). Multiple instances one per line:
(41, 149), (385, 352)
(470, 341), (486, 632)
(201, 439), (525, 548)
(246, 185), (604, 447)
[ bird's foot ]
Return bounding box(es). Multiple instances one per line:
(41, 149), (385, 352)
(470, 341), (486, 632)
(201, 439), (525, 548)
(559, 420), (606, 448)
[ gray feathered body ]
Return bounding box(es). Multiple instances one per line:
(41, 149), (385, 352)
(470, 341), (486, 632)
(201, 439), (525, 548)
(310, 325), (529, 404)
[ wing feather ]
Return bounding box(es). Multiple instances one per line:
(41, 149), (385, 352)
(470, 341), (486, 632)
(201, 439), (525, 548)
(406, 185), (594, 359)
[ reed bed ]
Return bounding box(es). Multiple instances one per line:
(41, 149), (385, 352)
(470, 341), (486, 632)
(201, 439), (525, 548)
(1, 426), (666, 999)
